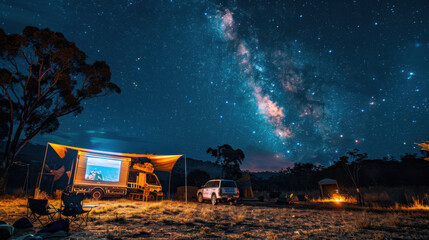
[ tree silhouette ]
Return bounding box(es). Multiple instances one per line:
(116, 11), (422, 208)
(0, 26), (120, 192)
(206, 144), (245, 180)
(336, 148), (367, 205)
(187, 169), (211, 187)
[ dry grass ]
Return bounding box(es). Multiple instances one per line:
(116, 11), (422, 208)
(1, 198), (429, 239)
(397, 199), (429, 211)
(231, 211), (245, 225)
(199, 226), (211, 235)
(373, 232), (385, 240)
(385, 213), (400, 227)
(355, 213), (372, 229)
(242, 231), (254, 238)
(92, 205), (115, 214)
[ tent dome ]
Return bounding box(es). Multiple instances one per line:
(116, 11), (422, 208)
(318, 178), (337, 185)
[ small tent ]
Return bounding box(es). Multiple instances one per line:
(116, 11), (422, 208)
(318, 178), (338, 198)
(236, 174), (253, 198)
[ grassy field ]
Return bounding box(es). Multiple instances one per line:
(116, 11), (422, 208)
(1, 197), (429, 239)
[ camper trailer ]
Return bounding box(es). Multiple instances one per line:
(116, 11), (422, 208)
(71, 151), (163, 200)
(35, 143), (182, 201)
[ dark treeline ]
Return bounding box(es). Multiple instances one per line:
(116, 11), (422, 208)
(3, 143), (429, 198)
(251, 152), (429, 194)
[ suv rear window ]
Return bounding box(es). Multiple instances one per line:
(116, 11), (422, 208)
(221, 181), (236, 187)
(207, 181), (219, 187)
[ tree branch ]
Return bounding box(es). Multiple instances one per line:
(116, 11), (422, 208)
(20, 49), (31, 66)
(7, 59), (19, 76)
(80, 76), (89, 92)
(38, 61), (52, 98)
(8, 85), (21, 107)
(37, 58), (44, 97)
(13, 126), (42, 160)
(25, 65), (61, 120)
(21, 59), (34, 121)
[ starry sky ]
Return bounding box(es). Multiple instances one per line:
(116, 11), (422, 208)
(1, 0), (428, 171)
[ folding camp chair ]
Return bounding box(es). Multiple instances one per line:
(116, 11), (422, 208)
(27, 198), (58, 227)
(59, 192), (95, 229)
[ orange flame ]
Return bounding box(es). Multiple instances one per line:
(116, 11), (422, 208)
(312, 194), (357, 204)
(397, 199), (429, 211)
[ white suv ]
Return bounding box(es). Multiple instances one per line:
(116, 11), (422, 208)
(197, 179), (239, 205)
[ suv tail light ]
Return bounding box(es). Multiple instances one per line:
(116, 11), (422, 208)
(237, 189), (240, 195)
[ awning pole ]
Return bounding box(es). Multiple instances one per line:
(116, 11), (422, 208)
(36, 142), (49, 197)
(185, 154), (187, 204)
(168, 171), (171, 200)
(67, 156), (75, 186)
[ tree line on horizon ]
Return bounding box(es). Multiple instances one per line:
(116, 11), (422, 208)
(167, 146), (429, 200)
(251, 150), (429, 195)
(1, 140), (429, 198)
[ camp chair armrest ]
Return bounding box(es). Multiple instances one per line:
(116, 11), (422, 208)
(47, 204), (58, 211)
(47, 204), (59, 214)
(47, 204), (57, 209)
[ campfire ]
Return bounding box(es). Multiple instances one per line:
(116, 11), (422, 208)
(312, 194), (357, 204)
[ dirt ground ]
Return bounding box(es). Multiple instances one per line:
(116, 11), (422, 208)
(1, 197), (429, 239)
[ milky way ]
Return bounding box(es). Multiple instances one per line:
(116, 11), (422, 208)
(1, 0), (428, 170)
(215, 9), (292, 139)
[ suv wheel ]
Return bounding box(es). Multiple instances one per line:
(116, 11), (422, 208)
(211, 194), (217, 205)
(198, 193), (203, 203)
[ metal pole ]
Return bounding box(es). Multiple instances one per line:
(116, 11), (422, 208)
(71, 153), (81, 193)
(24, 164), (29, 195)
(168, 171), (171, 200)
(36, 142), (49, 197)
(68, 156), (76, 186)
(185, 155), (187, 204)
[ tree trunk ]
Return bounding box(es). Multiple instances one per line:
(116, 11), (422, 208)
(0, 165), (11, 194)
(350, 179), (363, 205)
(0, 123), (24, 194)
(9, 122), (25, 160)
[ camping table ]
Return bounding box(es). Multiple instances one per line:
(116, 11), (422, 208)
(128, 192), (149, 201)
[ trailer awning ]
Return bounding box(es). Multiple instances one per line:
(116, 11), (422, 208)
(48, 142), (182, 172)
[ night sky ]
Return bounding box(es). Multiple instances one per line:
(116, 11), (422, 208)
(1, 0), (428, 171)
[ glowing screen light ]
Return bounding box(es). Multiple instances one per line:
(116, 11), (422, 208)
(85, 155), (122, 182)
